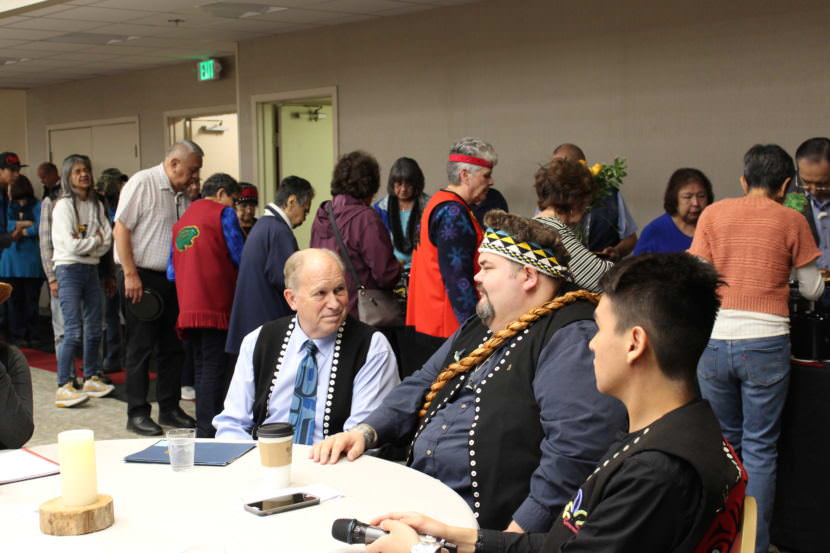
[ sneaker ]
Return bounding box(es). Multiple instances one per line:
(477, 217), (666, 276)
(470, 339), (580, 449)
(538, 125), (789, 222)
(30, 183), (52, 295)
(181, 386), (196, 400)
(56, 382), (89, 408)
(82, 376), (115, 398)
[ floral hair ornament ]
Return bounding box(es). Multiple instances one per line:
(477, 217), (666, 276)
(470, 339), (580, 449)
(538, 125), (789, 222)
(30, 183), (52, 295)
(479, 228), (572, 281)
(449, 154), (493, 169)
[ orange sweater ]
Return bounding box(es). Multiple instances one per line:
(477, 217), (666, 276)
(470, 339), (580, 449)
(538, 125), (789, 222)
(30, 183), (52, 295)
(688, 195), (820, 317)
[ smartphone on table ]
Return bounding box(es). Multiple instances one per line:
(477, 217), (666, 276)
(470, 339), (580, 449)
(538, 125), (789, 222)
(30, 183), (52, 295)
(244, 493), (320, 516)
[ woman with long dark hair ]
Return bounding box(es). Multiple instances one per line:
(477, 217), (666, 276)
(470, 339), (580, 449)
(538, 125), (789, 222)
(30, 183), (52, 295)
(0, 175), (44, 347)
(373, 157), (429, 270)
(51, 154), (114, 407)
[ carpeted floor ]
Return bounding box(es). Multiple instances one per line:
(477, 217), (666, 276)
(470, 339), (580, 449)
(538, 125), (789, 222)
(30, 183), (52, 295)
(22, 347), (194, 447)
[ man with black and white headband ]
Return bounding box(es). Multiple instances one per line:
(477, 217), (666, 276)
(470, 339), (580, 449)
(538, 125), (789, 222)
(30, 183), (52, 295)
(312, 211), (626, 534)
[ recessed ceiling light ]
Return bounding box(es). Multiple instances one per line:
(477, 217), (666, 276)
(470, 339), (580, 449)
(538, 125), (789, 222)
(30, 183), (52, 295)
(199, 2), (287, 19)
(0, 57), (30, 65)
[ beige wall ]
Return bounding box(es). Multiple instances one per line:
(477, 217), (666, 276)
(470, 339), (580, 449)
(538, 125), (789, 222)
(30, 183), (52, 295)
(0, 89), (28, 175)
(237, 0), (830, 227)
(26, 58), (236, 177)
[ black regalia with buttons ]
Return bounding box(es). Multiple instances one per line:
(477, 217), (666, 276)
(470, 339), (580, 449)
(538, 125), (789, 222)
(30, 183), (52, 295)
(407, 288), (596, 530)
(249, 315), (375, 439)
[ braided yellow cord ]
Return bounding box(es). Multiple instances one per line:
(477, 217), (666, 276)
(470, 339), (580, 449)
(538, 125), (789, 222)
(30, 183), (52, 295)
(418, 289), (599, 417)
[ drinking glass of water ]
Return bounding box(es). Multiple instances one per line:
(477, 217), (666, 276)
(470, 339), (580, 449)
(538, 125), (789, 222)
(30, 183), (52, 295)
(166, 428), (196, 471)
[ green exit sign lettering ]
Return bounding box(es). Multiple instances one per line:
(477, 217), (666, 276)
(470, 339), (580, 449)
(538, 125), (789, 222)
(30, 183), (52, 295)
(198, 59), (221, 81)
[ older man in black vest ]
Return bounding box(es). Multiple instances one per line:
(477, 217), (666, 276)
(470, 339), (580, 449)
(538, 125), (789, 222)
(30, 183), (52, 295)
(313, 211), (626, 533)
(213, 248), (399, 443)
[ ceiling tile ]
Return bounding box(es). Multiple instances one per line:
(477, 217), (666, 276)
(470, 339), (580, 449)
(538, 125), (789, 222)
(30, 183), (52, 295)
(79, 43), (170, 55)
(0, 38), (28, 48)
(0, 16), (32, 26)
(311, 0), (410, 14)
(376, 3), (436, 16)
(99, 23), (183, 37)
(11, 40), (94, 51)
(48, 6), (154, 23)
(125, 12), (224, 28)
(0, 27), (64, 40)
(0, 47), (64, 59)
(11, 16), (108, 31)
(91, 0), (204, 10)
(203, 18), (299, 32)
(10, 4), (75, 17)
(256, 7), (362, 24)
(43, 51), (122, 62)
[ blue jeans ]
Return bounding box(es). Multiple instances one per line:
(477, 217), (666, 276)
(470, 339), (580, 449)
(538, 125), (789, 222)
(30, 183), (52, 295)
(56, 264), (103, 386)
(697, 335), (791, 553)
(50, 293), (64, 359)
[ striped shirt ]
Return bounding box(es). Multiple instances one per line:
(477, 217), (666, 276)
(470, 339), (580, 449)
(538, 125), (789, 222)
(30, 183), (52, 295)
(536, 216), (614, 293)
(114, 163), (183, 272)
(38, 195), (57, 282)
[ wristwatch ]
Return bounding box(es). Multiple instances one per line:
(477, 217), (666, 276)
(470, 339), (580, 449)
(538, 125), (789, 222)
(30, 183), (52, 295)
(410, 535), (442, 553)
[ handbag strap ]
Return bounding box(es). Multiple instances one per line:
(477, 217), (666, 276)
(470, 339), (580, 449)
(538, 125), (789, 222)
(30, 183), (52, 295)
(326, 201), (365, 289)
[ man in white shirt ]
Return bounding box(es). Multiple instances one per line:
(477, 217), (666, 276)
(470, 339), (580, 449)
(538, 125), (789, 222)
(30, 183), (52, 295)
(214, 248), (400, 443)
(114, 140), (202, 436)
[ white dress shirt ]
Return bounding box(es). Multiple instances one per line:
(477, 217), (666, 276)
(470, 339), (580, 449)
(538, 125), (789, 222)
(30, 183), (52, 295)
(114, 163), (180, 272)
(213, 318), (400, 441)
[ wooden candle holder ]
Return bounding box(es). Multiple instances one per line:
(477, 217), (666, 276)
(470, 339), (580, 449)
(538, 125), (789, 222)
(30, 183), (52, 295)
(39, 494), (114, 536)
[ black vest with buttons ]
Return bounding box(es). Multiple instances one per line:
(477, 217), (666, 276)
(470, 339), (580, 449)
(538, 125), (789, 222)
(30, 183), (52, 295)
(543, 400), (746, 553)
(250, 315), (375, 439)
(408, 294), (596, 530)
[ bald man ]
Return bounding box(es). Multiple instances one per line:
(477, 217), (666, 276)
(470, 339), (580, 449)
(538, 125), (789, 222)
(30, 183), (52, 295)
(114, 141), (203, 436)
(214, 248), (399, 443)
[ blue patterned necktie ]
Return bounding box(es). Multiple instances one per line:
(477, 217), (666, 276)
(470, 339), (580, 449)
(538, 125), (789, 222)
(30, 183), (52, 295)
(288, 340), (319, 445)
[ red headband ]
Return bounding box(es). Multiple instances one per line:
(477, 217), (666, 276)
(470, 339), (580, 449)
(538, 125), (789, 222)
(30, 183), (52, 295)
(449, 154), (493, 169)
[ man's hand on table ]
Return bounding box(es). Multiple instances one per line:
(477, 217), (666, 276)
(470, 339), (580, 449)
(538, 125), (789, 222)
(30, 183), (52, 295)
(309, 430), (366, 464)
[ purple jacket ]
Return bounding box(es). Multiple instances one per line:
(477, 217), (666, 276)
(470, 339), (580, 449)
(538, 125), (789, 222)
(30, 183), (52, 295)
(310, 194), (401, 318)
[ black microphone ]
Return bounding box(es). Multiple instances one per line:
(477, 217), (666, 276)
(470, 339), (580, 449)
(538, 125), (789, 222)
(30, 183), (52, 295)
(331, 519), (457, 552)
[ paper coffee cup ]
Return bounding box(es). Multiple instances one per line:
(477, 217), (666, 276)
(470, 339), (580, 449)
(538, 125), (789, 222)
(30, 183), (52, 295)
(257, 422), (293, 488)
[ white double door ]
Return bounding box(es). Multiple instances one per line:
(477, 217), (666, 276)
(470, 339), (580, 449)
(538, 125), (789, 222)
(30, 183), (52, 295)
(49, 121), (140, 180)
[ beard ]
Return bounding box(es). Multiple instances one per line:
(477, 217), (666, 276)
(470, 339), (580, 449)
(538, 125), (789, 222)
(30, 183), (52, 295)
(476, 295), (495, 326)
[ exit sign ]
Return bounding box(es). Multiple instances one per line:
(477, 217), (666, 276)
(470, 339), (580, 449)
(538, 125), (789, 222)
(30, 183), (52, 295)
(198, 59), (221, 81)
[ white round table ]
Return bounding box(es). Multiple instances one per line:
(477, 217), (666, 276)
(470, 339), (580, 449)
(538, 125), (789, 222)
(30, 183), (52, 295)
(4, 440), (477, 553)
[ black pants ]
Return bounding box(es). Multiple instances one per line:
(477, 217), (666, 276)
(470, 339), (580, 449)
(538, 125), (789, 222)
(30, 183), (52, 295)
(4, 277), (42, 343)
(185, 328), (230, 438)
(181, 337), (195, 387)
(120, 268), (183, 418)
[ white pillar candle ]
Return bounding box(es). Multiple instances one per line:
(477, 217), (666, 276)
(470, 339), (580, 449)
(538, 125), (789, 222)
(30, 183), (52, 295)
(57, 429), (98, 507)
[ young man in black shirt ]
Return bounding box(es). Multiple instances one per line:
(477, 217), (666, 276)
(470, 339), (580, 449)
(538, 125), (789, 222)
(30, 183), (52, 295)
(367, 252), (747, 553)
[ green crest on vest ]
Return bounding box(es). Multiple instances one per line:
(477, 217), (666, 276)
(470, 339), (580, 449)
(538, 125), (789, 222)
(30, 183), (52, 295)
(175, 225), (200, 252)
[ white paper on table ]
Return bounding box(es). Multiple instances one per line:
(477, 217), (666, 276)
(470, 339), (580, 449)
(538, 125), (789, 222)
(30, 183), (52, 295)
(240, 484), (344, 504)
(0, 448), (59, 485)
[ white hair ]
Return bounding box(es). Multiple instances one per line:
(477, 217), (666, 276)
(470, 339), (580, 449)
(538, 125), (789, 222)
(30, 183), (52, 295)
(447, 137), (498, 185)
(165, 140), (204, 159)
(284, 248), (346, 290)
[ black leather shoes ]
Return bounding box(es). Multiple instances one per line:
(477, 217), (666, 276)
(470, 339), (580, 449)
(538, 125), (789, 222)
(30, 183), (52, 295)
(158, 408), (196, 428)
(127, 415), (163, 436)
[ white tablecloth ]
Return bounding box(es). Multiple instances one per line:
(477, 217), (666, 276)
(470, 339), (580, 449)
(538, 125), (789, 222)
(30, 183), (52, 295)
(4, 440), (477, 553)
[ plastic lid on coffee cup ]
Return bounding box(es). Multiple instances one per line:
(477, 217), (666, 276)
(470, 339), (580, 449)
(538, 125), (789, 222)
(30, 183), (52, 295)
(257, 422), (293, 439)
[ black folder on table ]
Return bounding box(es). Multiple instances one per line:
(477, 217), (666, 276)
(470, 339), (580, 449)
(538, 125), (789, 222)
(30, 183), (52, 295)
(124, 440), (255, 466)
